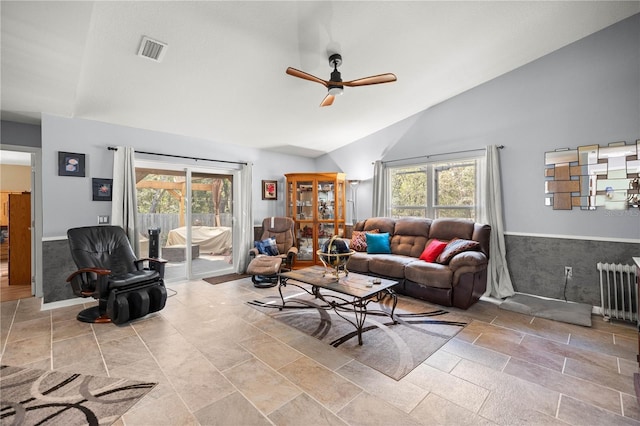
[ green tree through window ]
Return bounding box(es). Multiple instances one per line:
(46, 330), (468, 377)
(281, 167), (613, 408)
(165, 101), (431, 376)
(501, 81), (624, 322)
(388, 159), (478, 220)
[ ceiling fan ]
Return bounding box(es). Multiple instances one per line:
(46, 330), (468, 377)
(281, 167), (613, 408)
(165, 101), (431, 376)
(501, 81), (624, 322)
(286, 54), (397, 107)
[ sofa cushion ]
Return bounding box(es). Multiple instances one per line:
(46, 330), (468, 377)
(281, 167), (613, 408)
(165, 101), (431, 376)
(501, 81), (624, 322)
(390, 217), (431, 257)
(429, 218), (474, 241)
(367, 254), (415, 278)
(437, 238), (480, 264)
(361, 217), (395, 235)
(346, 252), (372, 273)
(350, 229), (379, 252)
(419, 239), (447, 262)
(366, 233), (391, 254)
(405, 261), (454, 289)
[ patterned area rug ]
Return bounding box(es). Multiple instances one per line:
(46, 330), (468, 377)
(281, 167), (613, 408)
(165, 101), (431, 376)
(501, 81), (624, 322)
(248, 289), (468, 380)
(0, 365), (156, 425)
(203, 273), (250, 285)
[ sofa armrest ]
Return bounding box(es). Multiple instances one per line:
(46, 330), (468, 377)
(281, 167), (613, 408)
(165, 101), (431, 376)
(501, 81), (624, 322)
(449, 251), (488, 271)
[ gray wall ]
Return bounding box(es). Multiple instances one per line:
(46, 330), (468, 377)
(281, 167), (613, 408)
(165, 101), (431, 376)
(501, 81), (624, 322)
(41, 114), (316, 237)
(319, 13), (640, 304)
(1, 120), (42, 147)
(18, 14), (640, 306)
(324, 13), (639, 240)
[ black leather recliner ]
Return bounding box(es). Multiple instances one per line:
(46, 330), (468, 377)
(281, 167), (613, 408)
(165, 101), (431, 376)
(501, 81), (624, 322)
(66, 225), (168, 325)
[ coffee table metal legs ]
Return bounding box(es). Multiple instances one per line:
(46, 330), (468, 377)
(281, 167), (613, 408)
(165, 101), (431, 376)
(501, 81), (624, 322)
(339, 289), (397, 345)
(277, 276), (397, 345)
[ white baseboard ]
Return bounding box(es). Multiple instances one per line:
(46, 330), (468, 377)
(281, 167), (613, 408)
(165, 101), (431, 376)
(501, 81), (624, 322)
(41, 297), (86, 311)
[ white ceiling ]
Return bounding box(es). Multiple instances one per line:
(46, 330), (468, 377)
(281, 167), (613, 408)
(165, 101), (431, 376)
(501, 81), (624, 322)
(2, 1), (638, 158)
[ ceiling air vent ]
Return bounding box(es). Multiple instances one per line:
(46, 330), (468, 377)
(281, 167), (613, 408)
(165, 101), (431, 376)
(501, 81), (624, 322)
(137, 36), (167, 62)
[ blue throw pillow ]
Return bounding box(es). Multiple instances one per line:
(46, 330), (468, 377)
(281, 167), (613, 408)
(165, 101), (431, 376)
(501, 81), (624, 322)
(255, 237), (279, 256)
(366, 232), (391, 254)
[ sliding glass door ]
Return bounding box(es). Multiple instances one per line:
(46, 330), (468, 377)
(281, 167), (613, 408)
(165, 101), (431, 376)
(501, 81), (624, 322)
(135, 161), (235, 281)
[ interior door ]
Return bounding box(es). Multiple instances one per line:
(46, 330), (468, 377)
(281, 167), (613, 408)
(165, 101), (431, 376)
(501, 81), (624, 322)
(8, 193), (31, 286)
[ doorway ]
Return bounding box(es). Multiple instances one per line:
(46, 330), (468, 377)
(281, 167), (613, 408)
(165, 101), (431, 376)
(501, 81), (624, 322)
(135, 162), (235, 281)
(0, 149), (34, 302)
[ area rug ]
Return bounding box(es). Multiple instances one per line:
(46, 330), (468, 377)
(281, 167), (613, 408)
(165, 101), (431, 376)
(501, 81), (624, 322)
(248, 290), (468, 380)
(203, 273), (250, 285)
(0, 365), (156, 425)
(499, 293), (593, 327)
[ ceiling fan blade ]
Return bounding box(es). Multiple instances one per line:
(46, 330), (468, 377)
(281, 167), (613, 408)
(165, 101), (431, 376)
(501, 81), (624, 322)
(320, 94), (335, 107)
(286, 67), (329, 87)
(343, 73), (397, 87)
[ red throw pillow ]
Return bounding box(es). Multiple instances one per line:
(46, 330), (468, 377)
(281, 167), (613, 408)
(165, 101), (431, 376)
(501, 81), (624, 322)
(437, 238), (480, 264)
(419, 239), (448, 262)
(350, 229), (379, 252)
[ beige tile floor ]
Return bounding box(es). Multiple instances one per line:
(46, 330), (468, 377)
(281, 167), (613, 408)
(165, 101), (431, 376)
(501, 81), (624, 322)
(1, 277), (639, 425)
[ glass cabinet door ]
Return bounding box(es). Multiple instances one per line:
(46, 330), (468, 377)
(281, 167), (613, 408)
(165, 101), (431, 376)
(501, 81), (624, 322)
(296, 181), (315, 220)
(317, 180), (334, 220)
(336, 180), (344, 220)
(296, 221), (314, 261)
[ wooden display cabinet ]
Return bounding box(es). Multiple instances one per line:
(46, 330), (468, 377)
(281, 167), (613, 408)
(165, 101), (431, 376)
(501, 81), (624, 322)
(285, 172), (347, 267)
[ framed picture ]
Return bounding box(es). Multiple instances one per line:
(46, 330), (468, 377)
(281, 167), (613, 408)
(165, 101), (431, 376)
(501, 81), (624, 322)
(92, 178), (113, 201)
(58, 151), (86, 177)
(262, 180), (277, 200)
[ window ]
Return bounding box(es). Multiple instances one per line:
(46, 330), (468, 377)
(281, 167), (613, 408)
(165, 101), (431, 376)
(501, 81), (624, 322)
(388, 159), (479, 221)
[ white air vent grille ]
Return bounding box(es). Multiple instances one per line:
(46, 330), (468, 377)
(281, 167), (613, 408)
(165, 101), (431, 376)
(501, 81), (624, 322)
(138, 36), (167, 62)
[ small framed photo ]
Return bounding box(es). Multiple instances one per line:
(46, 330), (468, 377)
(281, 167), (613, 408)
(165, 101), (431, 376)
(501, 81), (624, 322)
(262, 180), (277, 200)
(58, 151), (86, 177)
(92, 178), (113, 201)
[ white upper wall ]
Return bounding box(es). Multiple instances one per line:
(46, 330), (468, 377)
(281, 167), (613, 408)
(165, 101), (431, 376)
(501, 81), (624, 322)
(40, 115), (315, 237)
(321, 13), (640, 240)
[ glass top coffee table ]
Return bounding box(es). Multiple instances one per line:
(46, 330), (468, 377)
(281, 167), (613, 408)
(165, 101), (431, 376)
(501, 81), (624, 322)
(278, 266), (398, 345)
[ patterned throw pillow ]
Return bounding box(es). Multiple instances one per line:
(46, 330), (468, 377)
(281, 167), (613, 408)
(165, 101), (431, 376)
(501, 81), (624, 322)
(350, 229), (379, 252)
(255, 237), (279, 256)
(436, 238), (480, 264)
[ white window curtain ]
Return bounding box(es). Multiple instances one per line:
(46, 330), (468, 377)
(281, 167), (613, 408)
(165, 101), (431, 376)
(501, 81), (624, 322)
(479, 145), (515, 299)
(372, 160), (387, 217)
(236, 162), (253, 273)
(111, 146), (140, 256)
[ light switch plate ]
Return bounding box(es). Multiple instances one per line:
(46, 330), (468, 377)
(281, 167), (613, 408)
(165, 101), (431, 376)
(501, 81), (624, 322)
(98, 215), (110, 224)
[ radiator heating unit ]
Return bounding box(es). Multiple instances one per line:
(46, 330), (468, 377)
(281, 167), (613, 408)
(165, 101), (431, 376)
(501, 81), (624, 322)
(597, 262), (638, 322)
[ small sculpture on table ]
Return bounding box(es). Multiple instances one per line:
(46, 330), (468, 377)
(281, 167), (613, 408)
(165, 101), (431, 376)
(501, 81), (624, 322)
(317, 235), (355, 280)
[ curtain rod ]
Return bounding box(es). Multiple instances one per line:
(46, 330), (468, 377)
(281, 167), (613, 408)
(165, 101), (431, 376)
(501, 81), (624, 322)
(381, 145), (504, 165)
(107, 146), (247, 166)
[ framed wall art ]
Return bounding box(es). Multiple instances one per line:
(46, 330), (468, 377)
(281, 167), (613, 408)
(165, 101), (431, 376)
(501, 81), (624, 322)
(262, 180), (277, 200)
(58, 151), (86, 177)
(92, 178), (113, 201)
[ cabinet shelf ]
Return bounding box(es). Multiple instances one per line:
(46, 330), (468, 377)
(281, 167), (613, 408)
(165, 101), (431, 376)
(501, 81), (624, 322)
(285, 172), (346, 267)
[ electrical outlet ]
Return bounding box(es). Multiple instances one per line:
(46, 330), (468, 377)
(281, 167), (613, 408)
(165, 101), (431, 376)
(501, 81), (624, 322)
(565, 266), (573, 278)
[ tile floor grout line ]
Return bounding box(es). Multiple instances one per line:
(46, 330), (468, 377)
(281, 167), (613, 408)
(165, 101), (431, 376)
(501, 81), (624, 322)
(555, 394), (562, 418)
(1, 299), (19, 359)
(91, 323), (110, 377)
(225, 333), (360, 421)
(129, 317), (206, 422)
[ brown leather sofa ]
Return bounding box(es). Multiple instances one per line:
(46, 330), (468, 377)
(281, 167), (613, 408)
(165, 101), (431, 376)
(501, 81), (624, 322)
(346, 217), (491, 309)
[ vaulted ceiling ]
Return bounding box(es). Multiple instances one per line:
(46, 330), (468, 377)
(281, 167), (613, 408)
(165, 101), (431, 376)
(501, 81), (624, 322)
(2, 1), (638, 157)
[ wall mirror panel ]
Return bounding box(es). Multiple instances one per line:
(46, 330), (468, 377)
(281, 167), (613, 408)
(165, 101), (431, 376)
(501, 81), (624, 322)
(545, 140), (639, 210)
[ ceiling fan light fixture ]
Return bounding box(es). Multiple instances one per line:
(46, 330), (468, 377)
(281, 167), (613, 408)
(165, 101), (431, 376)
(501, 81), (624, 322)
(328, 86), (343, 96)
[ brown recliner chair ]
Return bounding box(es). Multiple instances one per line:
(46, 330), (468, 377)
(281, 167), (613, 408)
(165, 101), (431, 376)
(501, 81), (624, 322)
(247, 217), (298, 287)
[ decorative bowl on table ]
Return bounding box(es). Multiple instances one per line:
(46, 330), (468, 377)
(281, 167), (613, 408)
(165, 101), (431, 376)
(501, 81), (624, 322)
(317, 235), (355, 280)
